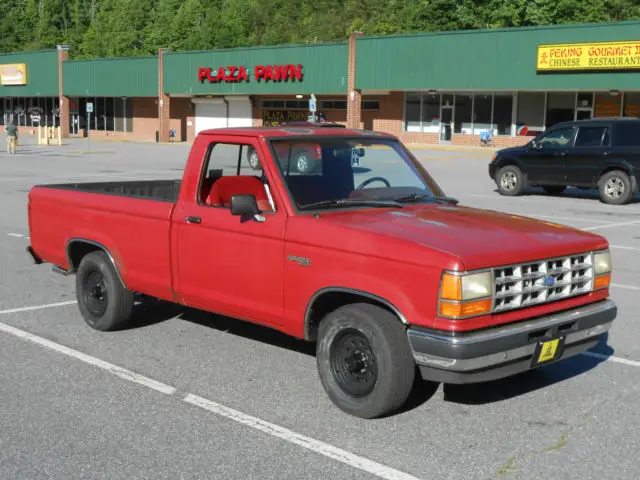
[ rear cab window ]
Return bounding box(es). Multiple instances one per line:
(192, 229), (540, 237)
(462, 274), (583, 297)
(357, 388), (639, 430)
(574, 125), (611, 148)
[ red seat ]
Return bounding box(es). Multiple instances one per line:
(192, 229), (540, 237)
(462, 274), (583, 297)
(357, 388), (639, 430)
(206, 176), (272, 212)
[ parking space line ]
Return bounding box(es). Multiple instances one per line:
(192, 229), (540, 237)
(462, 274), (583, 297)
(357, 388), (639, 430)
(581, 351), (640, 368)
(610, 245), (640, 252)
(611, 283), (640, 291)
(0, 300), (77, 315)
(583, 220), (640, 231)
(0, 315), (421, 480)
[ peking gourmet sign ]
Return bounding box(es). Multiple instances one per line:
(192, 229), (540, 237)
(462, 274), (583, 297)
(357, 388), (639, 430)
(198, 64), (303, 83)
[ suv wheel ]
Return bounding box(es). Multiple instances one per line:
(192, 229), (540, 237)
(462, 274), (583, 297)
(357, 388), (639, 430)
(76, 251), (134, 331)
(247, 148), (261, 170)
(542, 185), (566, 195)
(316, 303), (415, 419)
(496, 165), (526, 196)
(598, 170), (633, 205)
(295, 151), (312, 174)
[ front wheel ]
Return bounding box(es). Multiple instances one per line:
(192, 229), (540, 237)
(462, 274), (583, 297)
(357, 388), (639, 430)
(316, 303), (415, 419)
(496, 165), (526, 196)
(76, 251), (134, 331)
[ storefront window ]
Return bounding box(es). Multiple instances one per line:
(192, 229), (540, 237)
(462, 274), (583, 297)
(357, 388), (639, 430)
(453, 94), (472, 134)
(494, 94), (513, 135)
(516, 92), (545, 135)
(623, 93), (640, 117)
(421, 93), (440, 133)
(404, 93), (422, 132)
(472, 93), (492, 134)
(546, 92), (575, 128)
(73, 97), (132, 133)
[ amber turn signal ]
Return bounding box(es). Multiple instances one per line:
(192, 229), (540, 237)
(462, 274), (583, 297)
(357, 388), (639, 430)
(440, 273), (462, 300)
(439, 299), (492, 319)
(594, 274), (611, 290)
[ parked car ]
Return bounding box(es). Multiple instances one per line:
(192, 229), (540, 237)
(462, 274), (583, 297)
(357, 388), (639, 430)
(247, 121), (345, 173)
(26, 125), (616, 419)
(489, 117), (640, 205)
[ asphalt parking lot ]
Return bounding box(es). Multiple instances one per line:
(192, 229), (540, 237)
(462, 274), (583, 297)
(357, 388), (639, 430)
(1, 136), (639, 480)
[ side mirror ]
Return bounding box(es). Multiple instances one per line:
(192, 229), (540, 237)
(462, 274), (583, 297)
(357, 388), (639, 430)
(230, 194), (263, 222)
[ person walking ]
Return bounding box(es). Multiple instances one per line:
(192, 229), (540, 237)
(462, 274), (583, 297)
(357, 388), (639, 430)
(5, 119), (18, 154)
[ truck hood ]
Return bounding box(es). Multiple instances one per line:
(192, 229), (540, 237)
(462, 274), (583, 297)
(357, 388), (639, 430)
(318, 204), (608, 271)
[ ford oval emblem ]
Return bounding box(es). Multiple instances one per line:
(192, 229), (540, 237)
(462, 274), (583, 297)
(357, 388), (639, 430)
(543, 275), (557, 287)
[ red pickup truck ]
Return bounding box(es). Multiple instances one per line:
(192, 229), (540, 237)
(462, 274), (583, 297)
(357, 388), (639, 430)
(26, 126), (617, 419)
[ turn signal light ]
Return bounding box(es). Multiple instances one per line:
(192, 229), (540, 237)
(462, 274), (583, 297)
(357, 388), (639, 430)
(594, 274), (611, 290)
(439, 299), (492, 319)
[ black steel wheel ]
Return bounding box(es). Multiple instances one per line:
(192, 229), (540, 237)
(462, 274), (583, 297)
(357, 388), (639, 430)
(329, 328), (379, 398)
(76, 250), (134, 331)
(316, 303), (415, 419)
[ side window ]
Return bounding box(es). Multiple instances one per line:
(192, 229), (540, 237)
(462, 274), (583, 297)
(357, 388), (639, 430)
(613, 123), (640, 147)
(537, 127), (575, 149)
(198, 142), (275, 213)
(574, 126), (609, 148)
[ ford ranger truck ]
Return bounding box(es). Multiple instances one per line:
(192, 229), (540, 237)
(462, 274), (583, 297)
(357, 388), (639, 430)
(26, 126), (617, 419)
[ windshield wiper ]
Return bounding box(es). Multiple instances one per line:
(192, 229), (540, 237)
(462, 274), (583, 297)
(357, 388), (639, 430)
(298, 199), (404, 211)
(393, 193), (459, 205)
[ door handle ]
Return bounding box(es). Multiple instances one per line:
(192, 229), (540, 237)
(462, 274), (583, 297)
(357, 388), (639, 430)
(601, 151), (609, 156)
(185, 216), (202, 224)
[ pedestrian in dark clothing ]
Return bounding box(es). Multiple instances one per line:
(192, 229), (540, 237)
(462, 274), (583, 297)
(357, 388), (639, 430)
(5, 120), (18, 154)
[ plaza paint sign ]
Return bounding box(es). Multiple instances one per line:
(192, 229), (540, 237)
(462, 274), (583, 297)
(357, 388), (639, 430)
(0, 63), (27, 85)
(536, 40), (640, 72)
(198, 64), (303, 83)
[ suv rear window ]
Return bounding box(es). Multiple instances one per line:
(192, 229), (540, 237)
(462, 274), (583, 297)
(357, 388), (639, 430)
(613, 122), (640, 147)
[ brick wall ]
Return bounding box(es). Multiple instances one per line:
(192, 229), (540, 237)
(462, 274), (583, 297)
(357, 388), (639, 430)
(169, 97), (194, 142)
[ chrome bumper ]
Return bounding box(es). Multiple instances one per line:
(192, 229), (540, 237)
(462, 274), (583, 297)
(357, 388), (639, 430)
(407, 299), (616, 384)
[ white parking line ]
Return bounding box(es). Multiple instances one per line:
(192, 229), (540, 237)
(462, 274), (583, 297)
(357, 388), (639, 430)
(582, 220), (640, 231)
(611, 283), (640, 291)
(0, 300), (77, 315)
(0, 313), (421, 480)
(581, 351), (640, 368)
(610, 245), (640, 252)
(7, 232), (29, 239)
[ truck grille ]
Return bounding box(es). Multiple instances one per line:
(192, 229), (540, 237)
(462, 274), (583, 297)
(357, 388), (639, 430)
(493, 253), (594, 313)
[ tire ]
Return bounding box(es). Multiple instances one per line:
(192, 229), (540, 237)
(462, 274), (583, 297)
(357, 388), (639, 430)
(247, 148), (261, 170)
(598, 170), (633, 205)
(496, 165), (526, 196)
(542, 185), (566, 195)
(295, 150), (312, 174)
(316, 303), (415, 419)
(75, 251), (134, 331)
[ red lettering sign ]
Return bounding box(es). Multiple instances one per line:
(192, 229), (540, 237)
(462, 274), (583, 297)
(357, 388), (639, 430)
(198, 64), (303, 83)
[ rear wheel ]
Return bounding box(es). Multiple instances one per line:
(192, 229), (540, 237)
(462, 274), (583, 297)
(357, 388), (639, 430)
(76, 251), (134, 331)
(496, 165), (526, 196)
(316, 303), (415, 419)
(295, 150), (312, 174)
(598, 170), (633, 205)
(247, 148), (261, 170)
(542, 185), (566, 195)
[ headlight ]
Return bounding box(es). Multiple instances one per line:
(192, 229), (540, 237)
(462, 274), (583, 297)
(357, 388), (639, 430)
(594, 250), (612, 275)
(439, 271), (493, 319)
(593, 250), (612, 291)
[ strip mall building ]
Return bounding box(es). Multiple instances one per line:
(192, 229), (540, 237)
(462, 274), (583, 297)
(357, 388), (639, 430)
(1, 20), (639, 147)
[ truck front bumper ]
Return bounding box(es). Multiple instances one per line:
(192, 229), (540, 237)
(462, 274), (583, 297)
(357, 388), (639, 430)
(407, 299), (616, 384)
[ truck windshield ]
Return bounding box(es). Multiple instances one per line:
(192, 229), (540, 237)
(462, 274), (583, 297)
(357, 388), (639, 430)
(268, 137), (449, 211)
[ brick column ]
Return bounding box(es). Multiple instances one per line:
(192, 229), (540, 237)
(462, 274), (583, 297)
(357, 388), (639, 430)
(57, 46), (70, 138)
(158, 48), (171, 143)
(346, 31), (363, 129)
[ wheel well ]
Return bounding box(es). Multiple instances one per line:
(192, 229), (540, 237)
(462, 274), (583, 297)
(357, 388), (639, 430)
(600, 165), (630, 179)
(304, 290), (404, 341)
(67, 241), (102, 271)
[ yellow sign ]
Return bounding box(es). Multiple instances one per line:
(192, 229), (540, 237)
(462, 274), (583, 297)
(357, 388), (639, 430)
(537, 41), (640, 72)
(0, 63), (27, 85)
(538, 339), (560, 363)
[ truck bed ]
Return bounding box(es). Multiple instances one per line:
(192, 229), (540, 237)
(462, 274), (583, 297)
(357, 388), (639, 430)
(37, 180), (182, 203)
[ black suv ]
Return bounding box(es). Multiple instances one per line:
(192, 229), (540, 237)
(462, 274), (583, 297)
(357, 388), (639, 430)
(489, 117), (640, 205)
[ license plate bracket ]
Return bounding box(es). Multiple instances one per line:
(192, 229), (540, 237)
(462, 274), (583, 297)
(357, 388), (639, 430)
(531, 336), (567, 367)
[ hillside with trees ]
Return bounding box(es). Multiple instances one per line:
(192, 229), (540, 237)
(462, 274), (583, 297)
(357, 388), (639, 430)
(1, 0), (639, 58)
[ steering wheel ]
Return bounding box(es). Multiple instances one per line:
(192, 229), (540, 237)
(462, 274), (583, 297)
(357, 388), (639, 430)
(356, 176), (391, 190)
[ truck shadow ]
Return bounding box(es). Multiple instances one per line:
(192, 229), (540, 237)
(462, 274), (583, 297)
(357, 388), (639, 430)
(124, 298), (615, 411)
(442, 332), (613, 406)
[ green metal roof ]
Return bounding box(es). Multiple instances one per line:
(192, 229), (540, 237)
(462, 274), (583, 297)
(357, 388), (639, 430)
(356, 21), (640, 91)
(0, 50), (59, 97)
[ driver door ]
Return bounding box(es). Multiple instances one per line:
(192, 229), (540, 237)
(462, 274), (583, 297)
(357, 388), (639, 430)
(525, 125), (576, 185)
(173, 137), (287, 328)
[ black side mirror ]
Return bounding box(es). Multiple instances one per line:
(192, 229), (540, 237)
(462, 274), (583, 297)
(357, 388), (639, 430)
(230, 194), (261, 222)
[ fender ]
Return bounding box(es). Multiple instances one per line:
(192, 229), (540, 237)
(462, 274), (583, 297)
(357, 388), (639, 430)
(598, 159), (638, 191)
(303, 286), (408, 341)
(66, 238), (127, 289)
